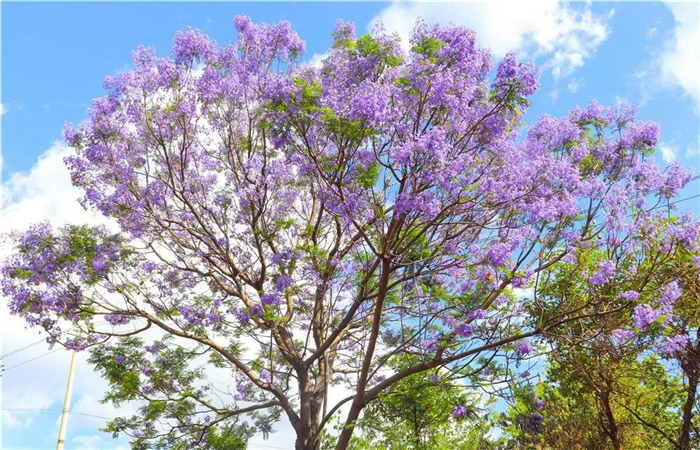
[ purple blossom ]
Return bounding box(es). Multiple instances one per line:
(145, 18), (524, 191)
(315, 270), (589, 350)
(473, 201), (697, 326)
(452, 405), (468, 419)
(516, 341), (533, 355)
(534, 399), (545, 410)
(453, 322), (475, 337)
(231, 308), (251, 325)
(261, 293), (282, 306)
(105, 314), (130, 326)
(620, 291), (640, 301)
(633, 304), (661, 331)
(516, 413), (543, 434)
(274, 276), (294, 292)
(250, 304), (264, 318)
(590, 260), (616, 286)
(659, 282), (681, 306)
(172, 27), (216, 64)
(612, 329), (636, 344)
(207, 313), (220, 324)
(486, 243), (510, 266)
(511, 275), (528, 288)
(468, 309), (487, 320)
(421, 339), (439, 352)
(660, 334), (689, 355)
(145, 342), (164, 354)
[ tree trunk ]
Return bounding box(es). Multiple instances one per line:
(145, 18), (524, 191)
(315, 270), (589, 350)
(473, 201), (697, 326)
(335, 258), (393, 450)
(602, 390), (622, 450)
(678, 373), (698, 450)
(295, 430), (320, 450)
(679, 330), (699, 450)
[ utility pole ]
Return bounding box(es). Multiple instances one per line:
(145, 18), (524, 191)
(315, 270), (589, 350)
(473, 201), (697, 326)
(56, 350), (77, 450)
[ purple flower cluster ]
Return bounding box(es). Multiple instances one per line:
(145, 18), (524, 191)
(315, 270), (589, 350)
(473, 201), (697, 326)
(260, 293), (281, 306)
(452, 405), (468, 419)
(590, 260), (616, 286)
(633, 304), (661, 331)
(516, 341), (533, 355)
(516, 413), (544, 434)
(660, 334), (689, 355)
(612, 329), (636, 344)
(620, 291), (640, 301)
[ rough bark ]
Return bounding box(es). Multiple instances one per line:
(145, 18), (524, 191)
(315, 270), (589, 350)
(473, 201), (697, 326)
(679, 329), (700, 450)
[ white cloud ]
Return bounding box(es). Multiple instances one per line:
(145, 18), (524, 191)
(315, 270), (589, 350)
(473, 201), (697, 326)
(369, 0), (613, 79)
(1, 103), (8, 116)
(0, 377), (59, 431)
(512, 286), (535, 300)
(1, 142), (108, 233)
(308, 52), (329, 69)
(659, 3), (700, 104)
(549, 88), (560, 102)
(614, 95), (629, 106)
(2, 410), (33, 429)
(658, 143), (677, 163)
(0, 142), (124, 446)
(637, 2), (700, 107)
(567, 77), (585, 93)
(70, 434), (103, 450)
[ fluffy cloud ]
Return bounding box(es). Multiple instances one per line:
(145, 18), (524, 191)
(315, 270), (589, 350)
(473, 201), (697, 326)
(308, 52), (329, 68)
(659, 2), (700, 104)
(0, 143), (302, 448)
(1, 142), (123, 446)
(658, 143), (677, 164)
(636, 2), (700, 108)
(369, 0), (613, 79)
(70, 435), (104, 449)
(1, 142), (108, 232)
(567, 77), (585, 93)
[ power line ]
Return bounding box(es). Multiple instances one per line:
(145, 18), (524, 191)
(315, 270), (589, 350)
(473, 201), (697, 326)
(641, 193), (700, 215)
(1, 339), (46, 360)
(1, 408), (113, 421)
(0, 320), (114, 361)
(1, 348), (61, 373)
(665, 193), (700, 208)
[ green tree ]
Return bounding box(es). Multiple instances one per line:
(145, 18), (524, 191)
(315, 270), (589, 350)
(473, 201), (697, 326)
(336, 357), (492, 449)
(501, 227), (700, 449)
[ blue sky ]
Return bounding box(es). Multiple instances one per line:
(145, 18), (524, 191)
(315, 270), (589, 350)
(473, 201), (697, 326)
(1, 2), (698, 449)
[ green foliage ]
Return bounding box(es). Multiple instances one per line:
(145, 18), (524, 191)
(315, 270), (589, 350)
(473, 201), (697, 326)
(355, 162), (381, 189)
(332, 357), (493, 450)
(510, 233), (694, 449)
(355, 34), (402, 67)
(411, 36), (445, 63)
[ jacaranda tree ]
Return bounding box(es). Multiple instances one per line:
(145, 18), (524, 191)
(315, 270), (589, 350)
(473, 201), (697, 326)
(2, 17), (698, 449)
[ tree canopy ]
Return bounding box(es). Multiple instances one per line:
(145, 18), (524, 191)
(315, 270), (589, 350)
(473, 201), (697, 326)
(2, 16), (697, 450)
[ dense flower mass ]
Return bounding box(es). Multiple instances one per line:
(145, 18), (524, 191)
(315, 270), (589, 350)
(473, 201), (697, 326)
(2, 15), (697, 450)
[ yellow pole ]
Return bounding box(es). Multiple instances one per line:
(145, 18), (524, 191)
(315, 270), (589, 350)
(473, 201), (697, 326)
(56, 351), (77, 450)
